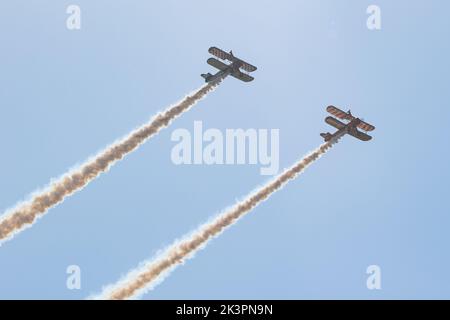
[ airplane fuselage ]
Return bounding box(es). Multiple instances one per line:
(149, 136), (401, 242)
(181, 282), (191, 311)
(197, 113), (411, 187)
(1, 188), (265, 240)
(346, 118), (362, 134)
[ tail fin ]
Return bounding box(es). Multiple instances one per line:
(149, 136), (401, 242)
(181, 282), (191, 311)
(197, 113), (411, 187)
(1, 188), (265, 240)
(320, 132), (332, 141)
(201, 73), (212, 82)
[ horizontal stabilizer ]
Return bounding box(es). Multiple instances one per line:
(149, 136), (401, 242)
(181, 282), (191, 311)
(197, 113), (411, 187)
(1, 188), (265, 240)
(320, 132), (333, 141)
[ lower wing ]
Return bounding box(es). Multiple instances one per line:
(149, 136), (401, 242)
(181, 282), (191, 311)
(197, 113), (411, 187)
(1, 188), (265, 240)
(348, 130), (372, 141)
(231, 70), (254, 82)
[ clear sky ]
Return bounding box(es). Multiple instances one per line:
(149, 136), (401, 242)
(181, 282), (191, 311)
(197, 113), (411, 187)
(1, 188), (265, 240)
(0, 0), (449, 299)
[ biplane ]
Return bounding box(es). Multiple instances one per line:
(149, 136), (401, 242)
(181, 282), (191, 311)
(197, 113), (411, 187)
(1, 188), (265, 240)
(201, 47), (257, 83)
(320, 106), (375, 142)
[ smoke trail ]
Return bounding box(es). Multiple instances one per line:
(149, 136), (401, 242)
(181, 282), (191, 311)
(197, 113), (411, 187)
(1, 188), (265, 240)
(0, 79), (223, 245)
(97, 134), (344, 300)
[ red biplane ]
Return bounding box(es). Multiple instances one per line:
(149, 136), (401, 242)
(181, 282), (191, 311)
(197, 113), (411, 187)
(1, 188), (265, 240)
(320, 106), (375, 142)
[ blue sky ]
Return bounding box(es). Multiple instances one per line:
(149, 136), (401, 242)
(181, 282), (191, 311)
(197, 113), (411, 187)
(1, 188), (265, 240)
(0, 0), (450, 299)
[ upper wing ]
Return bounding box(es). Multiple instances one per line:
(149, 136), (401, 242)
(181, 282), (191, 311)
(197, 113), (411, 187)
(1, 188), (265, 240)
(240, 61), (257, 73)
(327, 105), (375, 131)
(326, 105), (353, 121)
(349, 130), (372, 141)
(209, 47), (232, 61)
(357, 121), (375, 132)
(325, 116), (346, 130)
(231, 70), (254, 82)
(208, 46), (257, 73)
(207, 58), (229, 71)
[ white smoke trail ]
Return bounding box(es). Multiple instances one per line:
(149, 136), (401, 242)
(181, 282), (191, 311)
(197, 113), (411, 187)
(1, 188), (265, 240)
(0, 80), (223, 245)
(95, 135), (344, 300)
